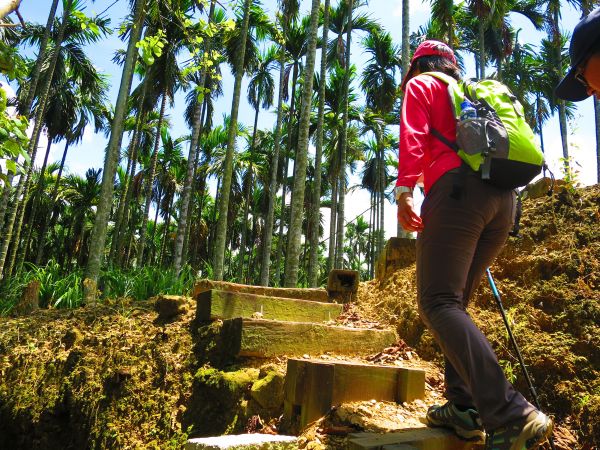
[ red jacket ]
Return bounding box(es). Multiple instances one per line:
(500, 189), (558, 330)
(396, 74), (461, 195)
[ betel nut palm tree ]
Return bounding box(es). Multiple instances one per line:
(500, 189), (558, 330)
(307, 0), (331, 287)
(85, 0), (146, 296)
(360, 29), (401, 262)
(213, 0), (253, 281)
(237, 45), (277, 281)
(283, 0), (321, 287)
(172, 0), (217, 274)
(258, 0), (299, 286)
(137, 0), (189, 265)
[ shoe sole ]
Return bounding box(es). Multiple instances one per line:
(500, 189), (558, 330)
(426, 415), (486, 443)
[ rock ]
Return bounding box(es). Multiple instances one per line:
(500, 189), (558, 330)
(154, 295), (189, 321)
(251, 370), (285, 411)
(63, 328), (82, 349)
(258, 363), (280, 379)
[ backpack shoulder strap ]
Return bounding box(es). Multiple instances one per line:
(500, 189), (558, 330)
(420, 72), (464, 117)
(430, 128), (459, 152)
(420, 71), (457, 86)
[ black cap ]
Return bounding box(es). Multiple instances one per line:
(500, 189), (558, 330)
(555, 7), (600, 102)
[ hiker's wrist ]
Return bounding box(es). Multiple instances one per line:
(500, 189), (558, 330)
(395, 185), (413, 203)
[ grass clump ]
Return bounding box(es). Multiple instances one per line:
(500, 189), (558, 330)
(0, 262), (196, 315)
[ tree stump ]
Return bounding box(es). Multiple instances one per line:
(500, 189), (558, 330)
(82, 278), (98, 306)
(13, 280), (40, 316)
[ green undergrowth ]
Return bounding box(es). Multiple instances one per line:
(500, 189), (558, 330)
(0, 262), (196, 314)
(357, 185), (600, 448)
(0, 303), (285, 449)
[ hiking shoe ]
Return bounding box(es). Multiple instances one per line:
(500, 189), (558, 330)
(426, 401), (485, 442)
(485, 410), (553, 450)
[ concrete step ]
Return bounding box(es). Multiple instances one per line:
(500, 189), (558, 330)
(196, 289), (343, 323)
(348, 428), (484, 450)
(185, 434), (297, 450)
(215, 318), (397, 359)
(194, 279), (330, 303)
(283, 359), (425, 432)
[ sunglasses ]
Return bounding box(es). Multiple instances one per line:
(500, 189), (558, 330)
(575, 65), (589, 90)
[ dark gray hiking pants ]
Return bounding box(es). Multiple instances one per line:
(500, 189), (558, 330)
(416, 169), (535, 431)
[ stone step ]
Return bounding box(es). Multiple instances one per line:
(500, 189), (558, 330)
(194, 279), (330, 303)
(348, 428), (484, 450)
(214, 318), (397, 359)
(185, 434), (297, 450)
(283, 359), (425, 432)
(196, 289), (343, 323)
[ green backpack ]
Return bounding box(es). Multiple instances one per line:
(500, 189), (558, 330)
(423, 71), (545, 190)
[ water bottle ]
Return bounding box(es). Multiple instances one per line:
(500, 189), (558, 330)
(459, 100), (477, 122)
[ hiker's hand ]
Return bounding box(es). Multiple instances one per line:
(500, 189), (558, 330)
(397, 193), (423, 233)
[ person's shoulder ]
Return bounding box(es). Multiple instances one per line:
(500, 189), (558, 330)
(405, 74), (449, 95)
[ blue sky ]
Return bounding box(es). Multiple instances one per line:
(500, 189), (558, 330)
(9, 0), (599, 238)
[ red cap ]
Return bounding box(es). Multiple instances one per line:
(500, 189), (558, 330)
(401, 40), (456, 91)
(411, 40), (456, 64)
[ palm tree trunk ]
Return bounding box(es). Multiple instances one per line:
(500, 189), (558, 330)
(238, 106), (260, 282)
(274, 62), (299, 285)
(22, 0), (60, 116)
(283, 0), (320, 287)
(594, 98), (600, 183)
(327, 169), (338, 274)
(378, 146), (385, 259)
(478, 17), (485, 79)
(16, 139), (53, 272)
(558, 103), (569, 162)
(182, 99), (209, 265)
(159, 191), (174, 266)
(173, 0), (216, 273)
(259, 49), (287, 286)
(110, 83), (148, 265)
(138, 91), (167, 265)
(334, 0), (353, 269)
(212, 0), (252, 281)
(0, 170), (16, 235)
(369, 192), (374, 277)
(149, 187), (163, 264)
(85, 0), (145, 286)
(373, 183), (381, 272)
(209, 177), (221, 262)
(109, 130), (137, 264)
(117, 158), (141, 267)
(401, 0), (410, 74)
(307, 0), (330, 287)
(35, 140), (70, 264)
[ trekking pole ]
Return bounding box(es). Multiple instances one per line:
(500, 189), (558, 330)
(486, 269), (556, 450)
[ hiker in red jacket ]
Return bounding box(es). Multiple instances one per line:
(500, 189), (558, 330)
(395, 40), (553, 450)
